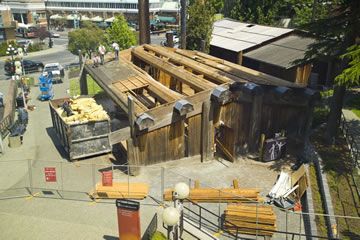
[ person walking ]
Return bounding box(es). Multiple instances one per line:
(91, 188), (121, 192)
(98, 44), (106, 65)
(112, 42), (120, 60)
(93, 54), (99, 68)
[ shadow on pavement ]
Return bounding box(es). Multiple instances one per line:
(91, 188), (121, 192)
(46, 126), (68, 160)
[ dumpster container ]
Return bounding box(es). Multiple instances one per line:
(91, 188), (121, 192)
(49, 97), (111, 160)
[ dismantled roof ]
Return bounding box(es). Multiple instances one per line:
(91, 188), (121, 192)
(211, 18), (293, 52)
(243, 35), (316, 69)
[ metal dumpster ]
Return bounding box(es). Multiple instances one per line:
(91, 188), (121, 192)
(49, 97), (111, 160)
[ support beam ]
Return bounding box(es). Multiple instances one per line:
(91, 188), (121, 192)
(132, 47), (216, 91)
(174, 99), (194, 116)
(211, 86), (231, 105)
(127, 96), (140, 176)
(201, 100), (214, 162)
(248, 93), (263, 154)
(79, 68), (88, 95)
(135, 113), (155, 131)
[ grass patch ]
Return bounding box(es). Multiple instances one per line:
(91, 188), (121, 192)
(311, 129), (360, 239)
(151, 231), (166, 240)
(309, 164), (328, 237)
(312, 106), (330, 128)
(345, 96), (360, 118)
(69, 75), (103, 96)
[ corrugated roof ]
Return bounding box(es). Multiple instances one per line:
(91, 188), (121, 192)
(244, 35), (316, 69)
(211, 18), (293, 52)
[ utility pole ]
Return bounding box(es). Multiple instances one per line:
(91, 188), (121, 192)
(180, 0), (186, 49)
(138, 0), (150, 44)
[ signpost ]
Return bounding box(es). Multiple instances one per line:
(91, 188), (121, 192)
(102, 171), (113, 186)
(44, 167), (57, 182)
(116, 199), (141, 240)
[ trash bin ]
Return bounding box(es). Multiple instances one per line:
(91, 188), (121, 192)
(16, 95), (25, 108)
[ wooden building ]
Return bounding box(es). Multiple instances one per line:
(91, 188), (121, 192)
(210, 19), (330, 87)
(80, 45), (319, 173)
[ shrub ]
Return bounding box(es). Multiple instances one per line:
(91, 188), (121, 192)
(28, 43), (43, 52)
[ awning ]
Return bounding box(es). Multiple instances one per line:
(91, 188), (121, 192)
(50, 14), (64, 20)
(67, 14), (79, 21)
(105, 17), (115, 23)
(91, 16), (103, 22)
(81, 15), (90, 21)
(157, 16), (176, 23)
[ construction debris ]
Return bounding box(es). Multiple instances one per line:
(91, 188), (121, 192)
(223, 204), (276, 236)
(268, 164), (308, 209)
(56, 97), (109, 124)
(163, 180), (261, 203)
(89, 182), (149, 199)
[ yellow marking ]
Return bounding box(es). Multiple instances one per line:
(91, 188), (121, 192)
(88, 199), (100, 205)
(213, 230), (223, 237)
(25, 192), (40, 200)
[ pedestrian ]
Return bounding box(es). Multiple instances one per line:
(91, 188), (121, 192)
(98, 44), (106, 65)
(112, 42), (119, 60)
(93, 54), (99, 68)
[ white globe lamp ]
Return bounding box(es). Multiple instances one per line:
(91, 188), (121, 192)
(15, 68), (22, 75)
(15, 61), (21, 67)
(174, 182), (190, 200)
(162, 207), (180, 227)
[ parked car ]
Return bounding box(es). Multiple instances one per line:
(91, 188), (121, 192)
(4, 59), (44, 75)
(43, 63), (64, 83)
(49, 32), (60, 38)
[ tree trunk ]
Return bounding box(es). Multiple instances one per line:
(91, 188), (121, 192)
(324, 85), (346, 144)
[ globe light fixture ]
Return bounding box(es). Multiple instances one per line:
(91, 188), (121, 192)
(162, 206), (180, 227)
(174, 182), (190, 200)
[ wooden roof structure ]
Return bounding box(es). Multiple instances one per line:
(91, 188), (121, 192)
(82, 45), (319, 169)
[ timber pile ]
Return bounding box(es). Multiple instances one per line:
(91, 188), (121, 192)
(56, 97), (109, 124)
(163, 180), (260, 203)
(89, 182), (149, 199)
(224, 204), (276, 236)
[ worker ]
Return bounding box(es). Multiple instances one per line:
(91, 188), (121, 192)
(98, 44), (106, 65)
(92, 54), (100, 68)
(112, 42), (119, 60)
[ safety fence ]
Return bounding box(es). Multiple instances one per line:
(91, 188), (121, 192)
(1, 159), (360, 239)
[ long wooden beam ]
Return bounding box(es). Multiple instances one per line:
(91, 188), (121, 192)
(137, 87), (216, 132)
(143, 44), (241, 85)
(191, 50), (303, 88)
(132, 47), (216, 92)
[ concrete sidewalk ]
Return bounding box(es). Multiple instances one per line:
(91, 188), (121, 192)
(0, 45), (66, 61)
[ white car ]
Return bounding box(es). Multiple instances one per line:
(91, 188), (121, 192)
(43, 63), (64, 83)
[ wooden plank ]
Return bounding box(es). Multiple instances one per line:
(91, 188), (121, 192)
(248, 94), (263, 153)
(188, 114), (202, 156)
(127, 96), (140, 176)
(192, 50), (303, 88)
(79, 62), (88, 95)
(144, 44), (238, 85)
(132, 47), (216, 91)
(109, 127), (131, 145)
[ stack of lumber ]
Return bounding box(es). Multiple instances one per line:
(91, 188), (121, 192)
(56, 97), (109, 124)
(163, 180), (260, 203)
(224, 204), (276, 236)
(89, 182), (149, 199)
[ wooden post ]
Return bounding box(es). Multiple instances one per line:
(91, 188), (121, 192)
(237, 51), (243, 65)
(127, 96), (140, 176)
(138, 0), (150, 44)
(201, 100), (214, 162)
(79, 69), (88, 95)
(248, 94), (263, 155)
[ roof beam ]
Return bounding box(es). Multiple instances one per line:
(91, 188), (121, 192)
(131, 47), (216, 92)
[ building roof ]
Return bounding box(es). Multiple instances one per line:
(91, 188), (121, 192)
(161, 1), (179, 10)
(211, 18), (293, 52)
(243, 35), (316, 69)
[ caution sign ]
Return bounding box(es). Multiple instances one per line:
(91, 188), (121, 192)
(102, 171), (113, 186)
(44, 167), (57, 182)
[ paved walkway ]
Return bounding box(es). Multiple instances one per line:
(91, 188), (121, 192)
(342, 109), (360, 164)
(0, 44), (66, 61)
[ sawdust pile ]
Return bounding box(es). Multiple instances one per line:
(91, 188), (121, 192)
(56, 98), (109, 124)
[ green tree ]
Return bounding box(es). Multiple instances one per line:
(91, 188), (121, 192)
(335, 44), (360, 87)
(186, 0), (215, 52)
(68, 22), (104, 58)
(302, 0), (360, 143)
(105, 14), (137, 50)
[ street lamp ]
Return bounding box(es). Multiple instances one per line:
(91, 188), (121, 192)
(6, 44), (18, 73)
(173, 182), (190, 239)
(162, 206), (180, 240)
